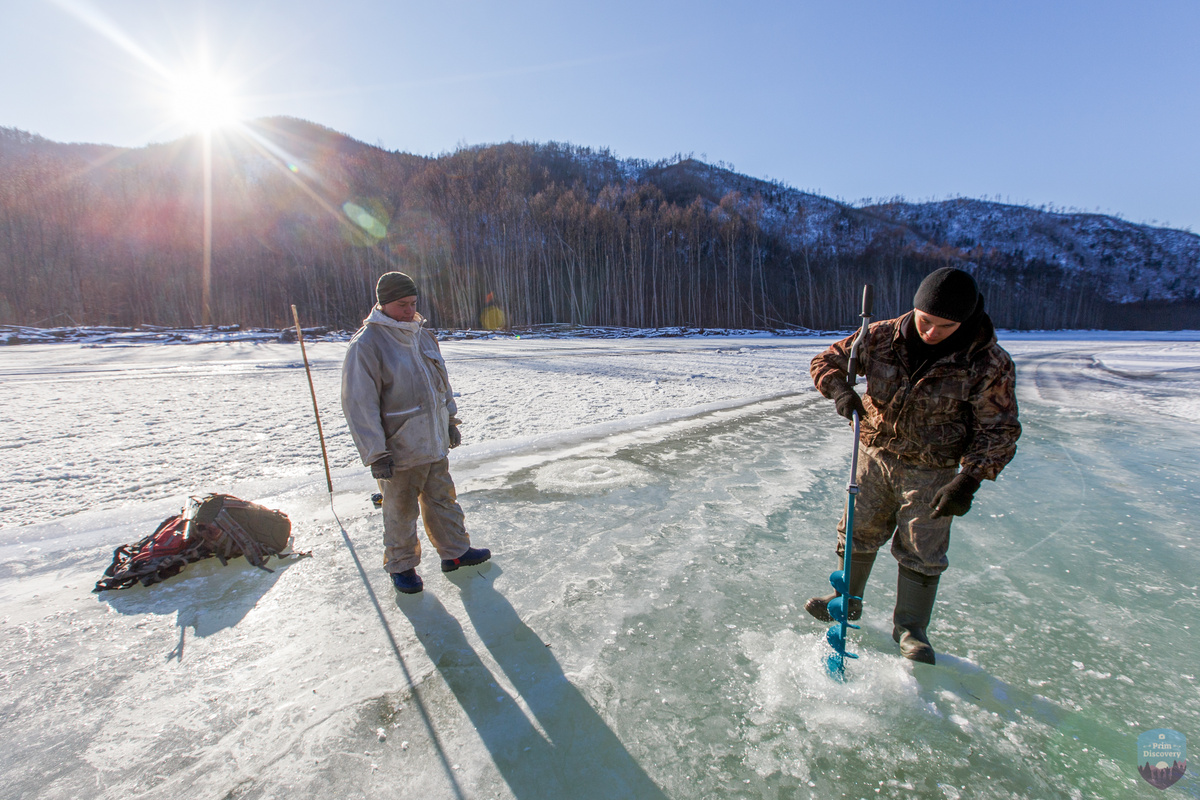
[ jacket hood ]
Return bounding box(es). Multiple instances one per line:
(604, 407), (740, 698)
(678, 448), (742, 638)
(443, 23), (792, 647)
(968, 312), (998, 356)
(364, 306), (426, 332)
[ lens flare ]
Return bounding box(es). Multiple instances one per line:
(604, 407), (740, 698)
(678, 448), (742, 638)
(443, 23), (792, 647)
(480, 305), (506, 331)
(342, 201), (388, 240)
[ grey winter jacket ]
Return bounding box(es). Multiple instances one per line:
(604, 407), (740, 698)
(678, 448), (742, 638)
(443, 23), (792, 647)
(341, 309), (458, 470)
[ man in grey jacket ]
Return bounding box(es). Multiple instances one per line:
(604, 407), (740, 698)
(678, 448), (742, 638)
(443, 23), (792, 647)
(341, 272), (490, 594)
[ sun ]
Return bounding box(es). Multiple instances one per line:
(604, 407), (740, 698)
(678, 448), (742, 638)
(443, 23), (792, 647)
(170, 69), (241, 132)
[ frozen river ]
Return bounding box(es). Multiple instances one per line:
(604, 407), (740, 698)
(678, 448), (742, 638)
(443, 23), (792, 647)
(1, 333), (1198, 798)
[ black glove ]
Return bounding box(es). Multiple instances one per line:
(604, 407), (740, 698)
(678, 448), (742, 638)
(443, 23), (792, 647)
(931, 473), (981, 518)
(371, 457), (394, 480)
(832, 387), (866, 421)
(448, 423), (461, 449)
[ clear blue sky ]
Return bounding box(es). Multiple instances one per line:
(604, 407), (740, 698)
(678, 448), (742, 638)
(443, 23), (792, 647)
(4, 0), (1198, 231)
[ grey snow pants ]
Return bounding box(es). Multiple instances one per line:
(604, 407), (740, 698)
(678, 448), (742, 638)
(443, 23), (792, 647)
(379, 458), (472, 574)
(836, 445), (959, 577)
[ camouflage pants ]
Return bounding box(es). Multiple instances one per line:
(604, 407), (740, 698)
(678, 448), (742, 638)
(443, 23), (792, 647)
(836, 445), (959, 576)
(379, 458), (471, 574)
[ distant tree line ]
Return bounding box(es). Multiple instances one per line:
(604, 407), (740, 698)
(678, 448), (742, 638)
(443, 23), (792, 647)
(0, 124), (1111, 330)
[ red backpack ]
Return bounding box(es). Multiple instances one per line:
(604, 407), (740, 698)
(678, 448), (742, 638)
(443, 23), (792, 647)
(94, 494), (294, 592)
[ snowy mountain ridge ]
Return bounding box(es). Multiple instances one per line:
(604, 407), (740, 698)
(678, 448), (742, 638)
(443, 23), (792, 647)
(859, 198), (1200, 303)
(633, 157), (1200, 304)
(3, 119), (1199, 329)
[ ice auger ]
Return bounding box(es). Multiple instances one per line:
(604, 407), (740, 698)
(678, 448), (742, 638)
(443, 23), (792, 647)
(826, 284), (873, 680)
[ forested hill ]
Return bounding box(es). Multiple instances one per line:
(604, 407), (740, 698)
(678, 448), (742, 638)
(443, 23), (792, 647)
(2, 117), (1198, 331)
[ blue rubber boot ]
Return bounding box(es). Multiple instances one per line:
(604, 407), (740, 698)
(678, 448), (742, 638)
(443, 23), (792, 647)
(441, 547), (491, 572)
(391, 568), (424, 594)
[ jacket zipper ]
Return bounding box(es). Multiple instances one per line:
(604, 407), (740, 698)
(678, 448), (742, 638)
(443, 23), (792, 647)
(409, 331), (444, 451)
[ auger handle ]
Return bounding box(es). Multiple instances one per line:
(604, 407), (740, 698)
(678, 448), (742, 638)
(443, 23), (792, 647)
(846, 284), (874, 386)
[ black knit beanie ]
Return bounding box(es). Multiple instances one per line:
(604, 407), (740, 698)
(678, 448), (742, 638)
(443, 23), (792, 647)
(376, 272), (418, 306)
(913, 268), (979, 322)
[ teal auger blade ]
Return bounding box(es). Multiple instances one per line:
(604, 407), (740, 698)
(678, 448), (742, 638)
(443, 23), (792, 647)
(827, 595), (863, 626)
(825, 625), (859, 657)
(826, 652), (845, 681)
(826, 624), (846, 653)
(825, 640), (858, 681)
(829, 569), (848, 595)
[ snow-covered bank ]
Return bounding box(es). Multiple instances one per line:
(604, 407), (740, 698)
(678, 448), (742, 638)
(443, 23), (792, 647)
(0, 322), (839, 347)
(2, 334), (1200, 799)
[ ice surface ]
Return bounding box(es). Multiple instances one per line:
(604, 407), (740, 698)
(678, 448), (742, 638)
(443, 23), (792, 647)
(532, 458), (653, 494)
(2, 333), (1199, 799)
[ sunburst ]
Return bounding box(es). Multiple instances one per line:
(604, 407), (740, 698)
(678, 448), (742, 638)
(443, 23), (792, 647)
(169, 68), (242, 133)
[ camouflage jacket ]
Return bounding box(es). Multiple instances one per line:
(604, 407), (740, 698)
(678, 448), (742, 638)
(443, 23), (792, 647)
(810, 312), (1021, 481)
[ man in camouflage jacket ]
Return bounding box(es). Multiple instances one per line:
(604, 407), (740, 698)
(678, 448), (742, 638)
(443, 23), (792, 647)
(807, 268), (1021, 664)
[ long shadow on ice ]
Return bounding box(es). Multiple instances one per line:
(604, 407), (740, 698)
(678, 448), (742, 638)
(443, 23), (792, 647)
(97, 557), (293, 661)
(398, 565), (667, 800)
(914, 652), (1132, 764)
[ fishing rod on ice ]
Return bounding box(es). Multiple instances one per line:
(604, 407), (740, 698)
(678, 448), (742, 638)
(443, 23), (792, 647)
(292, 305), (334, 495)
(825, 283), (873, 681)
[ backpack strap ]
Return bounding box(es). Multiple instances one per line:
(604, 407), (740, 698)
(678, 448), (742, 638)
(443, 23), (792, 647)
(213, 508), (274, 572)
(93, 515), (212, 592)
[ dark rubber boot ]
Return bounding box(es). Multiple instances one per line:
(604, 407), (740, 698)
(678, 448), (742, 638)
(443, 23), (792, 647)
(892, 565), (939, 664)
(441, 546), (491, 573)
(805, 552), (877, 622)
(391, 568), (424, 594)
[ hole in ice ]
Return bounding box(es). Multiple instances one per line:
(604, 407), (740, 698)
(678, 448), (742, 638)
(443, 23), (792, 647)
(533, 458), (652, 494)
